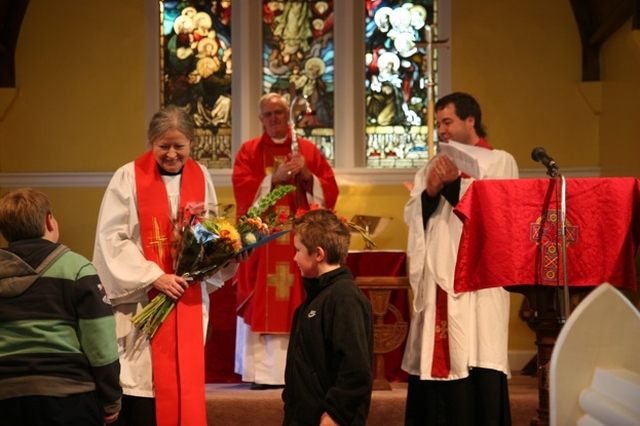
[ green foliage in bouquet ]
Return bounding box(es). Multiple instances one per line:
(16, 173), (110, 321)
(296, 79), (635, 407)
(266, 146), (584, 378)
(236, 185), (296, 233)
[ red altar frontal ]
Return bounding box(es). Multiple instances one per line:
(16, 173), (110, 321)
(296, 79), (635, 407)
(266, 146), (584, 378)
(453, 177), (640, 426)
(454, 177), (640, 292)
(204, 250), (410, 384)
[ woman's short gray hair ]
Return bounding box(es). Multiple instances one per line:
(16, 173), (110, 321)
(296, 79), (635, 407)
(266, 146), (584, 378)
(147, 105), (195, 146)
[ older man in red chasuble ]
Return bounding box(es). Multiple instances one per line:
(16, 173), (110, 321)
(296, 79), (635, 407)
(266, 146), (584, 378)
(233, 93), (338, 389)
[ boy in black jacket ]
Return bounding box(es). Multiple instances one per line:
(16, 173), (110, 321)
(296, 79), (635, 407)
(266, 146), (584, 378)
(283, 208), (374, 426)
(0, 188), (122, 425)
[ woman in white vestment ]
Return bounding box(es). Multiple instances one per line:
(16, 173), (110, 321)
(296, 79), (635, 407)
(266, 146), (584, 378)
(93, 106), (244, 426)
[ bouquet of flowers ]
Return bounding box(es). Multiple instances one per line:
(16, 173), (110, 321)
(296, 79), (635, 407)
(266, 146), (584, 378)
(132, 185), (296, 337)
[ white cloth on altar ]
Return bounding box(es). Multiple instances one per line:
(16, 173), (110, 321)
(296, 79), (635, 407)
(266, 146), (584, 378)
(402, 150), (518, 381)
(93, 161), (237, 397)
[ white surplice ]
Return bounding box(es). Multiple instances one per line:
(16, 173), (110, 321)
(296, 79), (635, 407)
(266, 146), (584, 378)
(93, 161), (237, 397)
(402, 149), (519, 380)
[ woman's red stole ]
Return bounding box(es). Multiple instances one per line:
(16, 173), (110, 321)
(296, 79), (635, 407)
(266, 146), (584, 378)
(135, 149), (207, 426)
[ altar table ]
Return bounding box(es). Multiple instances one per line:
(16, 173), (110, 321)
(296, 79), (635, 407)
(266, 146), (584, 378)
(454, 177), (640, 426)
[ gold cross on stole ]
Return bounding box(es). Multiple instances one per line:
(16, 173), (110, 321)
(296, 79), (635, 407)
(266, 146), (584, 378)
(267, 262), (294, 300)
(147, 217), (169, 264)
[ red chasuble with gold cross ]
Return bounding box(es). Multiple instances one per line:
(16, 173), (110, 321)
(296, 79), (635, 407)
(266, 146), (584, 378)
(135, 149), (207, 426)
(232, 133), (338, 333)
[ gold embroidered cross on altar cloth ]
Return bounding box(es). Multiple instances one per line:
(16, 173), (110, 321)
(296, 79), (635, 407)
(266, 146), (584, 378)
(530, 209), (578, 285)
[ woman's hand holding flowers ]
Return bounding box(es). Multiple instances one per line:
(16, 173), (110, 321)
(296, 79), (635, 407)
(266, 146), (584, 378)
(152, 273), (189, 301)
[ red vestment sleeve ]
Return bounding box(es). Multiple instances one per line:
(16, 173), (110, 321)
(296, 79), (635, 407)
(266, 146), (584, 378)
(232, 137), (266, 217)
(297, 139), (339, 209)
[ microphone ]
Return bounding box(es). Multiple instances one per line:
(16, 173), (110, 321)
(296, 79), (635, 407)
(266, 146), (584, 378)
(531, 147), (560, 177)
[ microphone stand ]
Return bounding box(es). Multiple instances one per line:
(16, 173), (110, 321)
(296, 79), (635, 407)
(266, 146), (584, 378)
(540, 155), (570, 321)
(560, 174), (570, 320)
(554, 171), (571, 322)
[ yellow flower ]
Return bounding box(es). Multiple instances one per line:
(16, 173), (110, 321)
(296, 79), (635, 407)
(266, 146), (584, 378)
(243, 232), (258, 245)
(214, 218), (242, 251)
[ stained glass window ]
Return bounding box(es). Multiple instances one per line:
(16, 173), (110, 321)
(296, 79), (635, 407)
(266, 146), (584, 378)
(365, 0), (438, 168)
(160, 1), (232, 169)
(262, 0), (335, 165)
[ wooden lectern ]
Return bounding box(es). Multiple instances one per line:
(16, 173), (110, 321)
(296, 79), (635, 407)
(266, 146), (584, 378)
(453, 177), (640, 426)
(347, 250), (410, 390)
(355, 276), (410, 390)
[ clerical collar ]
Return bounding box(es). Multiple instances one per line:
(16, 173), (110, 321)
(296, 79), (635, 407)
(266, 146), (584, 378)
(271, 136), (287, 144)
(158, 164), (183, 176)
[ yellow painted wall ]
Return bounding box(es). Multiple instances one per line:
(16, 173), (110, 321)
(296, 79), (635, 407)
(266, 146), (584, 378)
(452, 0), (599, 167)
(0, 187), (104, 250)
(335, 184), (409, 251)
(2, 0), (147, 173)
(3, 1), (640, 355)
(600, 23), (640, 177)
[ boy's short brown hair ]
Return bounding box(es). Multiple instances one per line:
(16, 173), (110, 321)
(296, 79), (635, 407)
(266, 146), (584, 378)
(0, 188), (51, 242)
(292, 209), (350, 265)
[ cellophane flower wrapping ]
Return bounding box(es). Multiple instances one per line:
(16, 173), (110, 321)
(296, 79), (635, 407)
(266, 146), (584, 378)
(131, 185), (297, 338)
